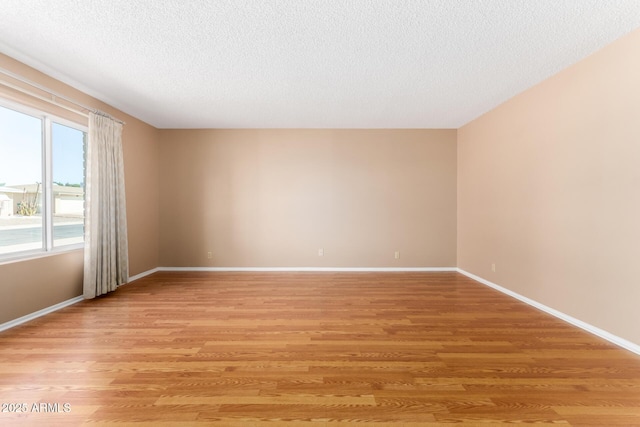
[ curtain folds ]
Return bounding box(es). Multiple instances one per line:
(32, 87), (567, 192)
(83, 112), (129, 299)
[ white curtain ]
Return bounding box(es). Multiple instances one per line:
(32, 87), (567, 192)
(83, 112), (129, 299)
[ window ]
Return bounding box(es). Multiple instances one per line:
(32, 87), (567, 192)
(0, 101), (87, 259)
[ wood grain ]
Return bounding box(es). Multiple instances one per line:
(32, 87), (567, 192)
(1, 271), (639, 426)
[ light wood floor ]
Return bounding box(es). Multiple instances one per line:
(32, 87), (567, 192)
(1, 272), (640, 426)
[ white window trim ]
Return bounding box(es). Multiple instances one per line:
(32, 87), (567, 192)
(0, 97), (87, 263)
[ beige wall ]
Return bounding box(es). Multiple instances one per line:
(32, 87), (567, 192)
(0, 54), (160, 324)
(458, 29), (640, 344)
(0, 251), (84, 323)
(121, 114), (161, 275)
(159, 129), (457, 268)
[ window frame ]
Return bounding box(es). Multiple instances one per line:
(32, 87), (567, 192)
(0, 97), (88, 264)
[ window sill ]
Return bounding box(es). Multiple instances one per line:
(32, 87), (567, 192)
(0, 244), (84, 266)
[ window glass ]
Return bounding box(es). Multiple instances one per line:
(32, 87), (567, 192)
(52, 122), (85, 247)
(0, 102), (86, 259)
(0, 105), (43, 255)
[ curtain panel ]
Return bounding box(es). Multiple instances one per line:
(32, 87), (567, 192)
(83, 112), (129, 299)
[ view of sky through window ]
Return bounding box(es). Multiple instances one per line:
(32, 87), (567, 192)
(0, 105), (42, 187)
(52, 122), (84, 186)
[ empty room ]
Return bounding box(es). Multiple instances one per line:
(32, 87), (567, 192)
(1, 1), (640, 425)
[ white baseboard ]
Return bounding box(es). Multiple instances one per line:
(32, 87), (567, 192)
(456, 268), (640, 356)
(0, 267), (159, 333)
(128, 267), (161, 282)
(0, 296), (84, 333)
(157, 266), (457, 272)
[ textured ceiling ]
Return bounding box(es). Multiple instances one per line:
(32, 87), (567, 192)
(1, 1), (639, 129)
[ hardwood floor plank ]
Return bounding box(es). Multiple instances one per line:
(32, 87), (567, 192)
(0, 271), (639, 425)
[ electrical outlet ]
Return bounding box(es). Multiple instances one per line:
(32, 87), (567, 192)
(318, 248), (324, 256)
(394, 251), (400, 259)
(207, 251), (213, 259)
(491, 263), (496, 272)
